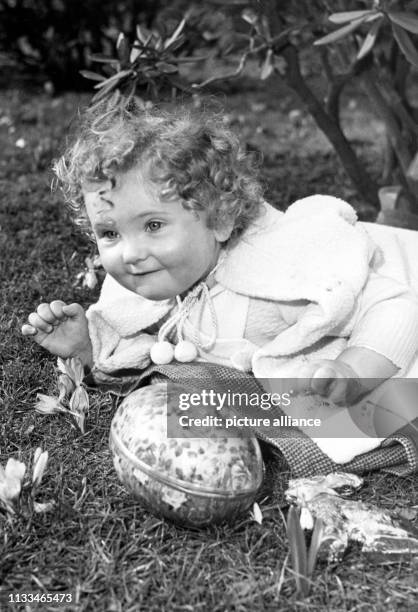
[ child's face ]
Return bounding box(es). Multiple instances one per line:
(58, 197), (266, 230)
(83, 166), (230, 301)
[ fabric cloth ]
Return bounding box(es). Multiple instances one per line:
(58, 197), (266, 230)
(187, 270), (418, 373)
(94, 362), (418, 497)
(86, 195), (418, 464)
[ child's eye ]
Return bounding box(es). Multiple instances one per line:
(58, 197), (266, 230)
(146, 221), (163, 232)
(100, 230), (119, 240)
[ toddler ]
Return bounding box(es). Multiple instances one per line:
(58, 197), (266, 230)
(22, 100), (418, 454)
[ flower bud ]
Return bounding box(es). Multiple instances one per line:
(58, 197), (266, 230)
(58, 373), (75, 403)
(35, 393), (65, 415)
(69, 386), (89, 415)
(83, 269), (98, 290)
(33, 500), (55, 513)
(252, 501), (263, 525)
(0, 458), (26, 510)
(32, 448), (49, 488)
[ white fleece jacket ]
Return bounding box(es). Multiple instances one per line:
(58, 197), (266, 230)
(86, 195), (418, 463)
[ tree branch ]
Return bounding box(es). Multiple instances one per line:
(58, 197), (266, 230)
(281, 44), (380, 208)
(361, 69), (418, 212)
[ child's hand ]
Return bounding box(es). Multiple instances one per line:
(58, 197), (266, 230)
(21, 300), (93, 366)
(295, 359), (362, 405)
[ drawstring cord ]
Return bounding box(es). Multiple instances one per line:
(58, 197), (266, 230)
(149, 253), (224, 364)
(158, 281), (218, 350)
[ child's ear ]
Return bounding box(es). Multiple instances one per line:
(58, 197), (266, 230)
(213, 220), (234, 243)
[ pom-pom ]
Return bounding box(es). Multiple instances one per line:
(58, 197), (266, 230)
(174, 340), (198, 363)
(150, 341), (175, 365)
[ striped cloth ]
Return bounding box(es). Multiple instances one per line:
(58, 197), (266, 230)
(96, 362), (417, 501)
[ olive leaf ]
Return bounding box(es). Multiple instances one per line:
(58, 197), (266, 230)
(328, 10), (375, 24)
(241, 8), (258, 26)
(79, 70), (106, 82)
(88, 53), (119, 65)
(392, 23), (418, 67)
(155, 61), (178, 74)
(136, 24), (152, 45)
(388, 11), (418, 35)
(130, 46), (143, 63)
(93, 69), (133, 90)
(163, 16), (187, 51)
(357, 17), (383, 60)
(314, 15), (371, 46)
(260, 49), (274, 80)
(117, 33), (131, 68)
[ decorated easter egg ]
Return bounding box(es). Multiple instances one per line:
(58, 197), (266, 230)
(109, 383), (264, 527)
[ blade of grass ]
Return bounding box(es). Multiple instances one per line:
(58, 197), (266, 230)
(307, 517), (324, 576)
(286, 505), (310, 597)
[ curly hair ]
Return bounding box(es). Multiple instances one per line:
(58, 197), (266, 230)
(53, 98), (265, 245)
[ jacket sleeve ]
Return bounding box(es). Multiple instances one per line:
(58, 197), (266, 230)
(86, 307), (156, 381)
(346, 271), (418, 373)
(85, 274), (173, 384)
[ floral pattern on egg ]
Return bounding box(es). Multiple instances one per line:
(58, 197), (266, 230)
(110, 383), (264, 526)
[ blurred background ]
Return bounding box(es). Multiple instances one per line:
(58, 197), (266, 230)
(1, 0), (418, 220)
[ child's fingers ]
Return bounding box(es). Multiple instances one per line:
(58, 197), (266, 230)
(36, 303), (58, 325)
(293, 363), (317, 395)
(62, 303), (84, 318)
(21, 323), (38, 336)
(50, 300), (67, 320)
(27, 312), (54, 333)
(327, 379), (349, 404)
(311, 365), (338, 396)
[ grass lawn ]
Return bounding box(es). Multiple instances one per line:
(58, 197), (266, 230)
(0, 86), (417, 612)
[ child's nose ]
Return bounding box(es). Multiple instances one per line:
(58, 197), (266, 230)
(122, 240), (148, 265)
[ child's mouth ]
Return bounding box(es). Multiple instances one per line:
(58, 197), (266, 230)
(131, 269), (158, 277)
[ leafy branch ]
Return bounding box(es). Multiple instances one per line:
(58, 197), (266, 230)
(79, 0), (418, 216)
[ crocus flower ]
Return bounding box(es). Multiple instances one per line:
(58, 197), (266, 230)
(33, 500), (55, 513)
(68, 358), (85, 386)
(58, 373), (75, 403)
(32, 448), (49, 488)
(37, 357), (89, 433)
(83, 269), (98, 290)
(251, 501), (263, 525)
(35, 393), (66, 415)
(69, 386), (89, 433)
(58, 357), (84, 386)
(0, 458), (26, 513)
